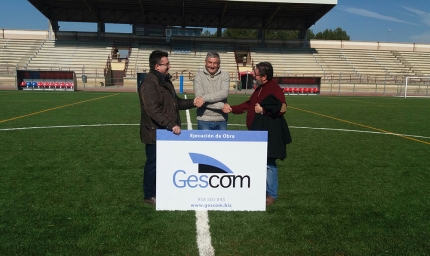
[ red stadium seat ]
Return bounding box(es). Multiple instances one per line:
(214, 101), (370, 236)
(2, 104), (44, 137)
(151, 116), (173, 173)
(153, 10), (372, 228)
(37, 82), (43, 87)
(288, 87), (294, 94)
(293, 87), (298, 94)
(299, 88), (304, 94)
(20, 81), (27, 87)
(312, 87), (319, 94)
(303, 88), (309, 94)
(60, 82), (66, 88)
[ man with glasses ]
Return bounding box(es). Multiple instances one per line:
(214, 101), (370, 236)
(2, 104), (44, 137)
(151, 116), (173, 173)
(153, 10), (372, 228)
(223, 62), (291, 206)
(193, 52), (230, 130)
(138, 50), (198, 206)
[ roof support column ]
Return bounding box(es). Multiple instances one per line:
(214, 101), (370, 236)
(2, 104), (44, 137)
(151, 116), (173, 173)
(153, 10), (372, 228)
(216, 27), (222, 37)
(97, 22), (105, 41)
(258, 29), (266, 47)
(298, 29), (308, 48)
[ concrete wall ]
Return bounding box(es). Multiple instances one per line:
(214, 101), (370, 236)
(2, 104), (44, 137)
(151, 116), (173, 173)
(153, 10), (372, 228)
(0, 29), (48, 39)
(310, 40), (430, 52)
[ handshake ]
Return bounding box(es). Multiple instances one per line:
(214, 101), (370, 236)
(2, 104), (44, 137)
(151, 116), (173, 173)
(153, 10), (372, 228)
(223, 103), (232, 113)
(193, 98), (232, 113)
(194, 97), (204, 108)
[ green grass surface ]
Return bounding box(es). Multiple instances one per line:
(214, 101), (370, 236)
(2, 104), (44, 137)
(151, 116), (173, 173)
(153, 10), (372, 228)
(1, 90), (429, 255)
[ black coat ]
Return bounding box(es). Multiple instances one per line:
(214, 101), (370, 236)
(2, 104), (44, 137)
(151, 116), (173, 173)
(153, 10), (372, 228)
(249, 94), (292, 160)
(139, 70), (195, 144)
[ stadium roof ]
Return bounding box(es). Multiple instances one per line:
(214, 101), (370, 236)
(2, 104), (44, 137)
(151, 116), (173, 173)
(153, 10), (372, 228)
(28, 0), (336, 31)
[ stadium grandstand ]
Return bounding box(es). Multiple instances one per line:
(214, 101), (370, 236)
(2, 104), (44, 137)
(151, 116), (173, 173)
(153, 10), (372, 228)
(1, 0), (430, 96)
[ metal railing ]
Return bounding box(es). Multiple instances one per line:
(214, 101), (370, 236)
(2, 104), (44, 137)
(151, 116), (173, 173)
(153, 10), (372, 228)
(2, 71), (429, 97)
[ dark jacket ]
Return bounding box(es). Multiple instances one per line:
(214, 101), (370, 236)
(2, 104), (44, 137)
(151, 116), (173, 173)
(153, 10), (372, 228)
(250, 94), (292, 160)
(139, 70), (195, 144)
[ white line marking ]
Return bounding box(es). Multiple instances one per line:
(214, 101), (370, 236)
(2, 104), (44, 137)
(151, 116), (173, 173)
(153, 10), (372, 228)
(0, 124), (137, 131)
(195, 210), (215, 256)
(184, 95), (215, 256)
(1, 124), (429, 140)
(290, 126), (430, 140)
(185, 102), (193, 131)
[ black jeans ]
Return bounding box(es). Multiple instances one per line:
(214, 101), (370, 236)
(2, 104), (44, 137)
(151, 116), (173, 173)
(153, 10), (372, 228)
(143, 143), (156, 199)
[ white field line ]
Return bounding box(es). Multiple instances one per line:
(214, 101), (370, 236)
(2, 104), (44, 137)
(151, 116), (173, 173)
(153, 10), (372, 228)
(184, 95), (215, 256)
(0, 124), (136, 131)
(194, 210), (215, 256)
(1, 124), (429, 140)
(291, 126), (430, 140)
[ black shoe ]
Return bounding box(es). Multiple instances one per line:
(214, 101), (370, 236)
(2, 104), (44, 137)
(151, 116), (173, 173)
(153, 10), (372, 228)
(144, 197), (156, 206)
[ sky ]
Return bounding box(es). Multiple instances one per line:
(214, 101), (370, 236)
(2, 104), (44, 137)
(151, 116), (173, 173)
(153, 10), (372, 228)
(0, 0), (429, 44)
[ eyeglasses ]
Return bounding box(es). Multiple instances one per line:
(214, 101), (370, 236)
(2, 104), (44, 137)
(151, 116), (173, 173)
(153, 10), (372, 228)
(158, 62), (171, 66)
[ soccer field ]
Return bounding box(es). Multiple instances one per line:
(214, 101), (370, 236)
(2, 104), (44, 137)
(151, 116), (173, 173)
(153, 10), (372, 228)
(1, 90), (429, 255)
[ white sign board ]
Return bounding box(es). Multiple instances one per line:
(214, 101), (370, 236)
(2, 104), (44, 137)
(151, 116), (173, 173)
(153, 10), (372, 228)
(156, 130), (267, 211)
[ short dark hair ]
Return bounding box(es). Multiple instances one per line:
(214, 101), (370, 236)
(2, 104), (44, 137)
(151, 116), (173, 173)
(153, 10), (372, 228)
(149, 50), (168, 70)
(255, 62), (273, 80)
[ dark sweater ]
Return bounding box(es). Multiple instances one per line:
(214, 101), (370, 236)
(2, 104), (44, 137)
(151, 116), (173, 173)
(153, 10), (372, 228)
(231, 79), (286, 129)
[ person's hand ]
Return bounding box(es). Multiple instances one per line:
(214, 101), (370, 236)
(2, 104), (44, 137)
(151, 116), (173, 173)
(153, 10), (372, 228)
(255, 103), (263, 114)
(223, 103), (232, 113)
(194, 97), (204, 108)
(172, 125), (181, 135)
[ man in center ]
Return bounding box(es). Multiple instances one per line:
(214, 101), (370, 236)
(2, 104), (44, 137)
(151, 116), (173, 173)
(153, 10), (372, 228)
(193, 52), (230, 130)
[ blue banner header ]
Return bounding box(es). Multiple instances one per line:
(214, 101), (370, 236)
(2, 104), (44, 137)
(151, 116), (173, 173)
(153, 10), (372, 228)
(157, 130), (267, 142)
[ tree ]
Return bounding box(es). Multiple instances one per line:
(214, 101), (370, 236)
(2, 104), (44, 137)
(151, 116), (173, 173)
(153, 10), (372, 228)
(220, 28), (308, 39)
(202, 30), (216, 37)
(202, 27), (349, 40)
(222, 28), (257, 38)
(265, 30), (298, 40)
(264, 29), (316, 40)
(314, 27), (350, 40)
(307, 30), (316, 40)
